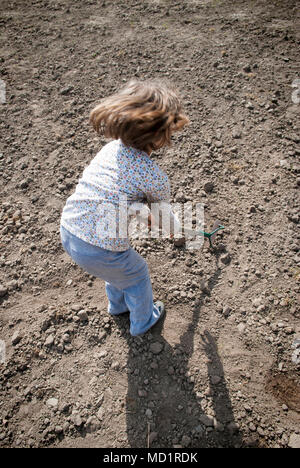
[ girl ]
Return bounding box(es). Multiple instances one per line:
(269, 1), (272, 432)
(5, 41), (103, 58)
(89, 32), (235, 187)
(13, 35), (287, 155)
(60, 79), (189, 336)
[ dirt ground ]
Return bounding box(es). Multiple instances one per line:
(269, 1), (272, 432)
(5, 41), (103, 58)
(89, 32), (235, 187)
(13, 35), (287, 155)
(0, 0), (299, 449)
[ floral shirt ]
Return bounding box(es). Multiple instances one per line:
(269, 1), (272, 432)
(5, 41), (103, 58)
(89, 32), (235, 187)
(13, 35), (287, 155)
(60, 139), (170, 251)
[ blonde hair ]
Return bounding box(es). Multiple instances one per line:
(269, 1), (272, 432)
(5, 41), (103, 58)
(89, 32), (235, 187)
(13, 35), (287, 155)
(89, 79), (189, 153)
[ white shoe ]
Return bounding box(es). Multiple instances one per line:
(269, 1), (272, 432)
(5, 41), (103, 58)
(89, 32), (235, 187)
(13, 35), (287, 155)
(154, 301), (165, 318)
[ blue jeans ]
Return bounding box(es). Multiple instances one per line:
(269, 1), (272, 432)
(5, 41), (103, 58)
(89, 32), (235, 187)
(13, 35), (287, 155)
(60, 225), (161, 336)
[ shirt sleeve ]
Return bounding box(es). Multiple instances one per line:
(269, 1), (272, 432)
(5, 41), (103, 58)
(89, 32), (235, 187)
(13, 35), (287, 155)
(139, 157), (171, 203)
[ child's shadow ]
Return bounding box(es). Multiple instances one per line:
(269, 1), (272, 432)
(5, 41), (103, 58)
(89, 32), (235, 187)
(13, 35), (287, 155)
(114, 254), (250, 448)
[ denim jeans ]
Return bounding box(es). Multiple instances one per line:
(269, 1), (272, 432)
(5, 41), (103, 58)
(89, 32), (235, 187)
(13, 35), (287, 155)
(60, 225), (161, 336)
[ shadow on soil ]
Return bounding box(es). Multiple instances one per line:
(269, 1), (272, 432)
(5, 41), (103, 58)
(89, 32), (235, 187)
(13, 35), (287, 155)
(114, 251), (259, 448)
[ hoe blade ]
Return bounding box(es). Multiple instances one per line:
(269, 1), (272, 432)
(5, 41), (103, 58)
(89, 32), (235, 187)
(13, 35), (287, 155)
(209, 219), (224, 246)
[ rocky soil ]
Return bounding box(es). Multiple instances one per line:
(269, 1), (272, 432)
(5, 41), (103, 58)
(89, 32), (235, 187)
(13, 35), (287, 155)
(0, 0), (299, 449)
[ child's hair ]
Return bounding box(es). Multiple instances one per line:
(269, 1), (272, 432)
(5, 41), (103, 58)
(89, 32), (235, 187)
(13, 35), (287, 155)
(89, 79), (189, 153)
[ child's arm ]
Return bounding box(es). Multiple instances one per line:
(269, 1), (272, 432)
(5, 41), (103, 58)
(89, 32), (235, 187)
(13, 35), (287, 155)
(139, 158), (186, 243)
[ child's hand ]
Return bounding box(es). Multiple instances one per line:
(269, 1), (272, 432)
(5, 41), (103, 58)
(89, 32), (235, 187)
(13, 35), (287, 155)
(147, 213), (155, 230)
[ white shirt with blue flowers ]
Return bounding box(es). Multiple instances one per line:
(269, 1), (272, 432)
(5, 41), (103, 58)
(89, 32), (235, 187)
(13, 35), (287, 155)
(60, 139), (171, 251)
